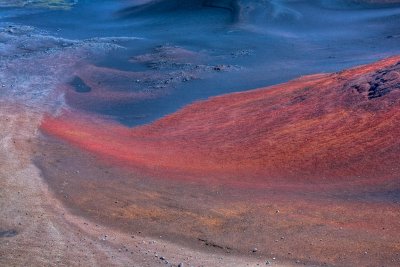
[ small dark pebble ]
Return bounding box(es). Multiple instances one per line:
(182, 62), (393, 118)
(0, 230), (18, 238)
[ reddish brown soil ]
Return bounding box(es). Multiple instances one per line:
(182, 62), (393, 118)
(37, 56), (400, 266)
(42, 56), (400, 186)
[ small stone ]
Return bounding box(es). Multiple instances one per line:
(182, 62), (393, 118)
(160, 256), (165, 260)
(0, 230), (18, 238)
(252, 248), (258, 253)
(178, 263), (184, 267)
(266, 261), (271, 265)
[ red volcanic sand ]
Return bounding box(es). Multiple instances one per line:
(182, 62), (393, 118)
(41, 56), (400, 185)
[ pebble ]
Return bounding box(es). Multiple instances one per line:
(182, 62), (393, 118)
(252, 248), (258, 253)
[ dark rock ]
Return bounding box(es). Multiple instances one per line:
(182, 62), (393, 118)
(347, 63), (400, 100)
(69, 76), (92, 93)
(0, 230), (18, 238)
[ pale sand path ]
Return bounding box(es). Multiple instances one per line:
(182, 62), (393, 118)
(0, 100), (288, 267)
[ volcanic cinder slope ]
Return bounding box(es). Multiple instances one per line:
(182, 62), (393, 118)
(38, 57), (400, 266)
(2, 1), (400, 266)
(42, 56), (400, 185)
